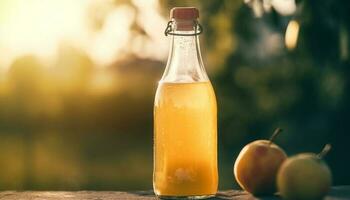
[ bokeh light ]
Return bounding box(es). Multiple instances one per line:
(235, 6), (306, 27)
(0, 0), (349, 191)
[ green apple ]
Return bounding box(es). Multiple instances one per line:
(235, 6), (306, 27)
(277, 144), (332, 200)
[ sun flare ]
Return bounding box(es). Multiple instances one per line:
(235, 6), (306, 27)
(0, 0), (168, 71)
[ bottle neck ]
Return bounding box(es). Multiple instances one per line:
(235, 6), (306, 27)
(161, 20), (208, 83)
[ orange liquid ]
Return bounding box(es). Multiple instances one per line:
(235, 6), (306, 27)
(154, 81), (218, 196)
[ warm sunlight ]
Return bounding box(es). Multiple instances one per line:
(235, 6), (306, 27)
(0, 0), (89, 70)
(0, 0), (348, 194)
(0, 0), (168, 71)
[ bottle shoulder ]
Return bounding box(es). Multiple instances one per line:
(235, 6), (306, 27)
(161, 34), (208, 83)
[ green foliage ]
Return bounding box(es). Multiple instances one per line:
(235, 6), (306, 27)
(0, 0), (349, 190)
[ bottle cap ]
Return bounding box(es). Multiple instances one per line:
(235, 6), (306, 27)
(170, 7), (199, 20)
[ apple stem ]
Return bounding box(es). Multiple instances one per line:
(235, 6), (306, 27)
(269, 128), (282, 145)
(318, 144), (332, 159)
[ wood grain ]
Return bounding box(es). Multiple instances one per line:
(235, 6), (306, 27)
(0, 186), (348, 200)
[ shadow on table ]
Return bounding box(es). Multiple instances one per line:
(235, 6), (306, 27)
(213, 191), (279, 200)
(328, 185), (350, 198)
(130, 190), (280, 200)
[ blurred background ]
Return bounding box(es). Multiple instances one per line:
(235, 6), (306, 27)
(0, 0), (349, 190)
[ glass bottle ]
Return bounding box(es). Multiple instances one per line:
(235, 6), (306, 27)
(153, 7), (218, 199)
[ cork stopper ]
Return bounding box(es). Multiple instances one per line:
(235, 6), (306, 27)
(169, 7), (199, 31)
(170, 7), (199, 20)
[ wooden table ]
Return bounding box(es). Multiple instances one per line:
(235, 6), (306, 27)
(0, 186), (349, 199)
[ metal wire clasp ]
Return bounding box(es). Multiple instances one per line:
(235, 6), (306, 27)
(164, 20), (203, 36)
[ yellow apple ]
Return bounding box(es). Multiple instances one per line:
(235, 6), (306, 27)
(234, 128), (287, 196)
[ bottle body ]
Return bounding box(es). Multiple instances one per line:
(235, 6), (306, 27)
(153, 7), (218, 198)
(154, 81), (218, 196)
